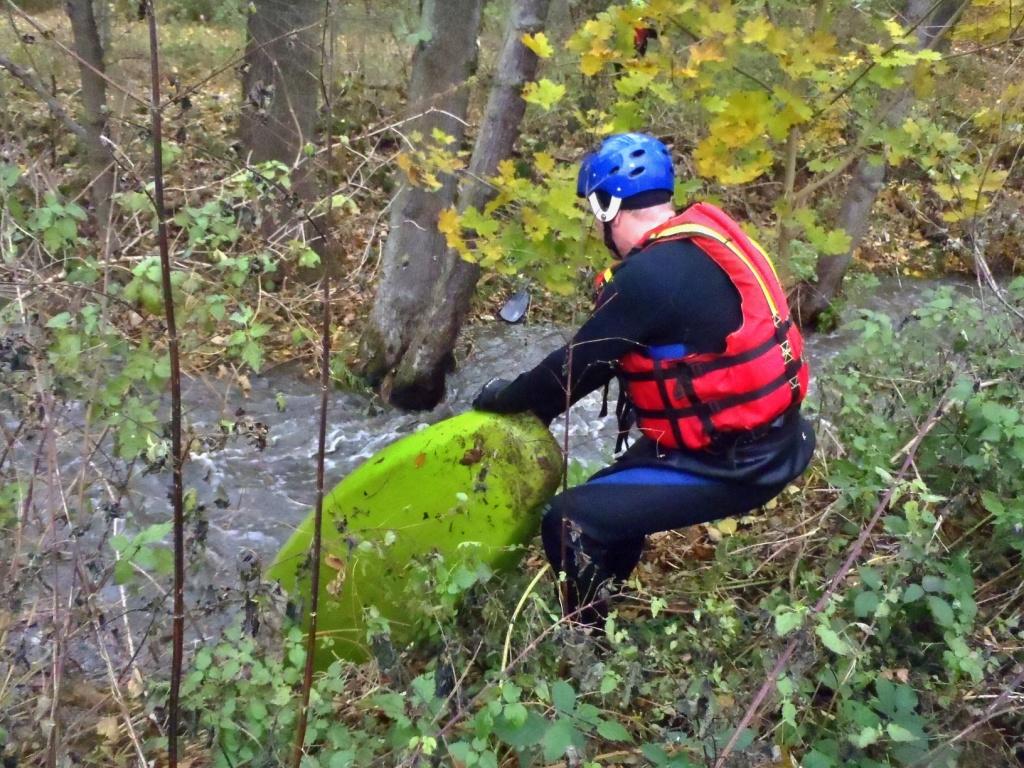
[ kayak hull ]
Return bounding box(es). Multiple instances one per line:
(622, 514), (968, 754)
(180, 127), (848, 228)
(267, 411), (562, 665)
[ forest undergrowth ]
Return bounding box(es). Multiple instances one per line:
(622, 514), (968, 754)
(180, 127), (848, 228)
(2, 3), (1023, 767)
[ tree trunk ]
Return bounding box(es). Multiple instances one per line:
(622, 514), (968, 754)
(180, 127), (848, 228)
(240, 0), (321, 189)
(356, 0), (486, 404)
(65, 0), (115, 248)
(791, 0), (966, 327)
(382, 0), (552, 410)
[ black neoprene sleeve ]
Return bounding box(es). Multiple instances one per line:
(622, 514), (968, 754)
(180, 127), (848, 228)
(490, 239), (743, 424)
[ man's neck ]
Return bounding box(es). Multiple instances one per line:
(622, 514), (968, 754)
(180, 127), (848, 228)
(622, 203), (678, 253)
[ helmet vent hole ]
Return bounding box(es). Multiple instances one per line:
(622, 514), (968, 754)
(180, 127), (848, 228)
(610, 166), (621, 175)
(630, 149), (646, 158)
(629, 166), (645, 177)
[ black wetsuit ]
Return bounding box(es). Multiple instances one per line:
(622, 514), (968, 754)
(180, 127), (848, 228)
(479, 237), (816, 620)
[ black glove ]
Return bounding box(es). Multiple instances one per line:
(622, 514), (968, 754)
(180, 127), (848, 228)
(473, 377), (515, 413)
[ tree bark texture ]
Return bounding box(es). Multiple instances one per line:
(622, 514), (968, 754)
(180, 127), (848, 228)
(357, 0), (486, 406)
(791, 0), (966, 327)
(65, 0), (115, 244)
(384, 0), (552, 410)
(240, 0), (321, 176)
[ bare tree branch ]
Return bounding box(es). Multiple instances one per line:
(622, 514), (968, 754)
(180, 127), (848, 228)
(0, 54), (87, 141)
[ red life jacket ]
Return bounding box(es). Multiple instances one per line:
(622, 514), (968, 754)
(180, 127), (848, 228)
(598, 203), (809, 451)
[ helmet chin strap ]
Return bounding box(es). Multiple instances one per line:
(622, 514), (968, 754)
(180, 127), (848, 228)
(602, 220), (622, 259)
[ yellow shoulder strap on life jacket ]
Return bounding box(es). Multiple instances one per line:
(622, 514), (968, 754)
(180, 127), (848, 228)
(651, 223), (783, 321)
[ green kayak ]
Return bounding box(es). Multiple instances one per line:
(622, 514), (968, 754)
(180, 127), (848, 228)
(267, 411), (562, 665)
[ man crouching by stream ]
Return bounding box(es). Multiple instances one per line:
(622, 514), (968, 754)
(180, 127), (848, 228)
(474, 132), (816, 629)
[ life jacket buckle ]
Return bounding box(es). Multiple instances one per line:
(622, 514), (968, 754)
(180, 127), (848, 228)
(788, 374), (801, 391)
(780, 339), (794, 363)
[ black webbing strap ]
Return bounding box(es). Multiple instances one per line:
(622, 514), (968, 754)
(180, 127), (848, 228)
(653, 357), (712, 446)
(631, 356), (805, 421)
(620, 320), (793, 382)
(614, 385), (633, 453)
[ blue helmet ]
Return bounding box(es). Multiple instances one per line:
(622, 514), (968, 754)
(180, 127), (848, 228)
(577, 133), (674, 221)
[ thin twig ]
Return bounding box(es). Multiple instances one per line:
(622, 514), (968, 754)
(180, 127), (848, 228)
(143, 2), (185, 765)
(291, 1), (335, 764)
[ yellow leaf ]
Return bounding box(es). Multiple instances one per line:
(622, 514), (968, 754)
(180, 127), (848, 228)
(742, 17), (772, 44)
(534, 152), (556, 175)
(437, 207), (466, 252)
(979, 169), (1009, 192)
(580, 51), (608, 76)
(431, 127), (456, 145)
(96, 716), (120, 744)
(583, 16), (614, 40)
(884, 18), (908, 41)
(764, 25), (791, 55)
(522, 207), (550, 241)
(714, 518), (738, 536)
(688, 40), (726, 69)
(704, 5), (737, 36)
(901, 117), (922, 142)
(521, 31), (554, 59)
(395, 152), (414, 176)
(694, 136), (773, 185)
(911, 62), (936, 98)
(496, 158), (517, 184)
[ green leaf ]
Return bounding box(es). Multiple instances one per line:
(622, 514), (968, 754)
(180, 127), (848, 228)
(503, 702), (528, 728)
(886, 722), (918, 742)
(461, 206), (500, 237)
(522, 79), (566, 111)
(46, 312), (73, 329)
(153, 355), (171, 380)
(135, 522), (173, 546)
(113, 559), (133, 584)
(775, 608), (804, 636)
(980, 491), (1005, 515)
(596, 719), (632, 742)
(494, 710), (547, 748)
(815, 625), (850, 656)
(850, 726), (879, 748)
(551, 680), (576, 713)
(241, 340), (262, 372)
(446, 742), (474, 764)
(902, 583), (924, 603)
(298, 248), (321, 268)
(802, 747), (839, 768)
(247, 699), (268, 722)
(641, 743), (670, 764)
(541, 719), (576, 762)
(854, 591), (879, 618)
(894, 684), (918, 713)
(327, 751), (355, 768)
(819, 228), (852, 255)
(859, 566), (882, 591)
(0, 162), (21, 190)
(927, 595), (955, 626)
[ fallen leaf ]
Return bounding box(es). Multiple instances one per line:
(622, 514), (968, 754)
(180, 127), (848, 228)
(96, 715), (120, 744)
(714, 518), (738, 536)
